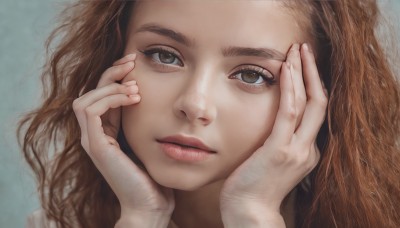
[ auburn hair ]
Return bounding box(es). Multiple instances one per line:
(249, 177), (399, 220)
(18, 0), (400, 227)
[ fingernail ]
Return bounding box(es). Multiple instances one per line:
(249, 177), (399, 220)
(127, 84), (138, 93)
(113, 54), (136, 66)
(126, 53), (136, 60)
(129, 94), (141, 101)
(123, 80), (137, 86)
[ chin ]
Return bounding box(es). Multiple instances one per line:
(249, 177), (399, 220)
(145, 164), (218, 191)
(157, 178), (204, 191)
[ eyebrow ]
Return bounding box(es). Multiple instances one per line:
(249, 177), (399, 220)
(222, 47), (286, 61)
(135, 23), (193, 46)
(135, 23), (286, 61)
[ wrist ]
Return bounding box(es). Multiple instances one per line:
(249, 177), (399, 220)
(115, 209), (172, 228)
(221, 202), (285, 228)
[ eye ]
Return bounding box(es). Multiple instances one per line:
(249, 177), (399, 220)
(230, 66), (276, 86)
(236, 70), (265, 84)
(140, 47), (183, 67)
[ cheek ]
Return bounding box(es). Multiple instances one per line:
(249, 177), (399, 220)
(120, 64), (167, 153)
(223, 89), (280, 159)
(122, 59), (174, 112)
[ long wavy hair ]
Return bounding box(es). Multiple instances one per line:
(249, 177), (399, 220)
(18, 0), (400, 227)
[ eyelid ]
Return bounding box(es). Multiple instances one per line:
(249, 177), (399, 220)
(229, 65), (278, 91)
(236, 65), (274, 79)
(141, 46), (183, 61)
(139, 47), (277, 87)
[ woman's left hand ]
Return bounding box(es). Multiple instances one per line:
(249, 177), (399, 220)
(220, 43), (328, 227)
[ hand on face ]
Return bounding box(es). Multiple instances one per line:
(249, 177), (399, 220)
(220, 43), (328, 225)
(72, 54), (174, 224)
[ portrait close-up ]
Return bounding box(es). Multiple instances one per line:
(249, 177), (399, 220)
(1, 0), (400, 228)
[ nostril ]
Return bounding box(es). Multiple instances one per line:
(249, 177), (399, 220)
(198, 117), (209, 125)
(180, 110), (187, 117)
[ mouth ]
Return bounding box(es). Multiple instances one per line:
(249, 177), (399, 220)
(157, 135), (215, 152)
(156, 135), (216, 162)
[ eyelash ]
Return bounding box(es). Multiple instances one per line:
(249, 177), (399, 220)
(230, 66), (277, 88)
(140, 47), (183, 67)
(139, 47), (277, 88)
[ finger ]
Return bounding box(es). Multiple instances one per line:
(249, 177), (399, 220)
(73, 81), (138, 138)
(295, 43), (328, 143)
(113, 53), (136, 66)
(79, 81), (138, 109)
(97, 60), (136, 88)
(268, 61), (297, 145)
(300, 43), (325, 99)
(76, 93), (140, 152)
(73, 97), (90, 150)
(84, 132), (146, 200)
(89, 133), (159, 205)
(85, 93), (140, 157)
(81, 92), (143, 199)
(287, 44), (306, 129)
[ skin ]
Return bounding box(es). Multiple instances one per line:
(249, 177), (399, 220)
(121, 0), (300, 191)
(72, 1), (327, 228)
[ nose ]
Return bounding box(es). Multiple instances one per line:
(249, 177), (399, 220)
(173, 71), (217, 126)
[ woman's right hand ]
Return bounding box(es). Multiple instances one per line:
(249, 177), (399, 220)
(72, 54), (175, 227)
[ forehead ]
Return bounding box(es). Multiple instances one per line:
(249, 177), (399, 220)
(128, 0), (308, 52)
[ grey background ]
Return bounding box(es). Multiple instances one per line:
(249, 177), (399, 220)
(1, 0), (399, 227)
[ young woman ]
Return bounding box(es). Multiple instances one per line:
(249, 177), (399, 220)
(20, 0), (400, 227)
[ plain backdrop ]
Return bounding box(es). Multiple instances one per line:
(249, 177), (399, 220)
(0, 0), (399, 227)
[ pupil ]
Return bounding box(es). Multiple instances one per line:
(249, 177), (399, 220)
(242, 72), (259, 83)
(160, 52), (175, 64)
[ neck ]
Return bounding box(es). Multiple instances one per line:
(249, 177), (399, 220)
(172, 180), (225, 228)
(171, 180), (297, 228)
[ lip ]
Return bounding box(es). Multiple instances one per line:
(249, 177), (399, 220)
(156, 135), (216, 162)
(157, 135), (215, 152)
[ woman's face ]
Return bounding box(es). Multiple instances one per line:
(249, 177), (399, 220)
(122, 0), (308, 190)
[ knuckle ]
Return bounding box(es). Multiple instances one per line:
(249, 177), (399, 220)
(103, 66), (121, 79)
(272, 147), (292, 165)
(72, 99), (82, 112)
(80, 138), (90, 153)
(284, 106), (297, 120)
(84, 106), (96, 117)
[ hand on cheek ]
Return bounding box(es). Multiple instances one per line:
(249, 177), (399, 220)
(220, 43), (328, 227)
(72, 54), (174, 227)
